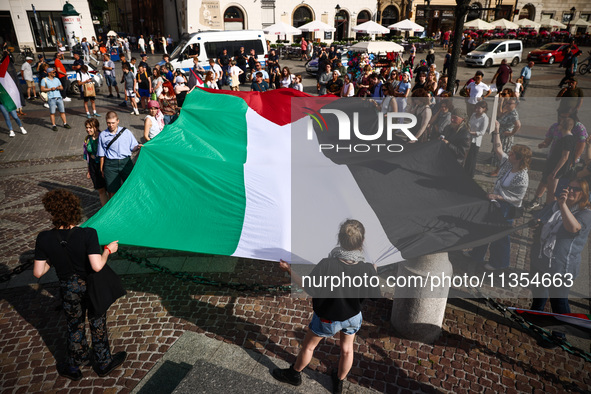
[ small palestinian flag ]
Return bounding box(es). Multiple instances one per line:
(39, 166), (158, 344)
(0, 56), (21, 112)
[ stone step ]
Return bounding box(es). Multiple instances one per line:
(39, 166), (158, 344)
(132, 331), (380, 394)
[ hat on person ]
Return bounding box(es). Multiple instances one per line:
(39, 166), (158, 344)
(451, 107), (467, 119)
(403, 71), (410, 78)
(37, 54), (44, 59)
(47, 67), (55, 72)
(175, 76), (185, 83)
(25, 56), (33, 61)
(147, 100), (160, 108)
(140, 53), (147, 57)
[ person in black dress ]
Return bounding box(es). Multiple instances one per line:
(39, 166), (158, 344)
(33, 189), (125, 380)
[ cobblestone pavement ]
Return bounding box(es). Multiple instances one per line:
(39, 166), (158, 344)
(1, 49), (591, 393)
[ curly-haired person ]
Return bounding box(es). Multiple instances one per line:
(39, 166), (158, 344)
(34, 189), (125, 380)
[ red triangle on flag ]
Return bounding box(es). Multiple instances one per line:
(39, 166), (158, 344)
(0, 56), (9, 79)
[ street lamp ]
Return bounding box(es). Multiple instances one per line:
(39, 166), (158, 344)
(424, 0), (431, 36)
(567, 7), (576, 32)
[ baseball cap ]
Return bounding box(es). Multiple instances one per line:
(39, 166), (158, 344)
(147, 100), (160, 108)
(37, 54), (44, 59)
(140, 53), (147, 57)
(451, 107), (467, 119)
(25, 56), (33, 60)
(47, 67), (55, 72)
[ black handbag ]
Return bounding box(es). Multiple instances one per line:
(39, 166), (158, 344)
(55, 228), (126, 318)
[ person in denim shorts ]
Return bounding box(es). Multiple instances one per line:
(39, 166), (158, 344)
(273, 219), (380, 394)
(40, 68), (71, 131)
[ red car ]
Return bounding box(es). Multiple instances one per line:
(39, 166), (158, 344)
(527, 43), (580, 65)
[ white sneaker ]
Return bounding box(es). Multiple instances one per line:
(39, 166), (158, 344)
(63, 97), (72, 102)
(9, 130), (15, 137)
(20, 127), (27, 135)
(44, 103), (49, 108)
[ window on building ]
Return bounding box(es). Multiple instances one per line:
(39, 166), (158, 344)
(357, 10), (371, 24)
(204, 39), (264, 59)
(224, 6), (245, 31)
(381, 6), (399, 28)
(293, 6), (313, 28)
(27, 11), (66, 51)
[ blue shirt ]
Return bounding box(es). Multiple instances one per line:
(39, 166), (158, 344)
(97, 127), (138, 159)
(41, 77), (62, 99)
(520, 65), (531, 80)
(253, 69), (269, 80)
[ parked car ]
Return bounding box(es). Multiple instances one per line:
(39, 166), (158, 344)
(19, 59), (103, 96)
(465, 39), (523, 68)
(527, 43), (580, 65)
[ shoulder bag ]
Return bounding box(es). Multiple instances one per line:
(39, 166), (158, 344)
(83, 79), (96, 98)
(55, 228), (126, 318)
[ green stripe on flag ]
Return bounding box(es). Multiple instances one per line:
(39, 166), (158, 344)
(83, 89), (249, 254)
(0, 82), (16, 112)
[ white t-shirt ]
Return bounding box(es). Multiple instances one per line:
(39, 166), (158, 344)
(138, 38), (145, 48)
(514, 82), (522, 97)
(342, 82), (355, 97)
(76, 71), (93, 84)
(467, 81), (490, 105)
(211, 63), (223, 80)
(230, 65), (241, 77)
(21, 62), (33, 81)
(280, 75), (294, 89)
(293, 83), (303, 92)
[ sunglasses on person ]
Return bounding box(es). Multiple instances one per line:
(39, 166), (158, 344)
(566, 185), (583, 192)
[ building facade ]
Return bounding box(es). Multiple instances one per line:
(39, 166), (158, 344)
(0, 0), (96, 52)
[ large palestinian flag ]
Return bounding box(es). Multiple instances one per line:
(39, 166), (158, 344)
(0, 56), (21, 112)
(83, 88), (509, 266)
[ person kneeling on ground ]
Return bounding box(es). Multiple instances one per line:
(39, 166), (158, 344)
(272, 219), (381, 394)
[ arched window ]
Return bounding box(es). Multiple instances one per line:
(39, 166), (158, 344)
(467, 3), (482, 22)
(381, 5), (399, 28)
(293, 6), (313, 28)
(334, 10), (349, 41)
(357, 10), (371, 25)
(519, 4), (536, 20)
(224, 6), (245, 30)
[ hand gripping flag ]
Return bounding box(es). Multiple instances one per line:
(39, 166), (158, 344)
(82, 88), (510, 266)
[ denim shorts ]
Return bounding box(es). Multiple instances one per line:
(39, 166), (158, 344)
(105, 75), (117, 87)
(48, 97), (65, 114)
(309, 312), (362, 337)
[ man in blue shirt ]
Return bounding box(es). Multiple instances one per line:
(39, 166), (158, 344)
(250, 72), (269, 92)
(520, 61), (534, 98)
(98, 111), (141, 196)
(40, 68), (71, 131)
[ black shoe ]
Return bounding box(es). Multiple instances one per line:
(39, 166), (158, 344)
(272, 365), (302, 386)
(57, 363), (83, 381)
(117, 93), (121, 98)
(107, 94), (114, 98)
(93, 351), (127, 377)
(119, 101), (128, 107)
(332, 370), (344, 394)
(63, 123), (72, 129)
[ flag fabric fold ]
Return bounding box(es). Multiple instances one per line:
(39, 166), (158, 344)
(83, 88), (509, 265)
(0, 56), (21, 112)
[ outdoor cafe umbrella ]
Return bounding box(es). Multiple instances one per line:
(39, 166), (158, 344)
(514, 18), (540, 29)
(388, 19), (424, 32)
(263, 22), (302, 36)
(572, 18), (591, 28)
(540, 18), (566, 29)
(106, 31), (118, 37)
(491, 18), (519, 30)
(349, 41), (404, 54)
(463, 18), (495, 30)
(353, 21), (390, 35)
(297, 20), (336, 32)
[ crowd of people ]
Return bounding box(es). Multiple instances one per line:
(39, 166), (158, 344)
(2, 32), (590, 390)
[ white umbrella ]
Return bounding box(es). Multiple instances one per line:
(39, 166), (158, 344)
(349, 41), (404, 53)
(106, 30), (118, 37)
(463, 18), (495, 30)
(388, 19), (424, 32)
(572, 18), (591, 27)
(540, 18), (567, 29)
(491, 18), (519, 30)
(263, 22), (302, 36)
(297, 20), (336, 32)
(353, 21), (390, 35)
(514, 18), (540, 29)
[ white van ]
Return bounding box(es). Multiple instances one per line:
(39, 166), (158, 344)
(163, 30), (268, 73)
(465, 39), (523, 68)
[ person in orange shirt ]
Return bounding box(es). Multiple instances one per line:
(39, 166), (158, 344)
(54, 52), (71, 102)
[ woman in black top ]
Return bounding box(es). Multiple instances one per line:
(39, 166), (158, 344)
(272, 219), (380, 394)
(34, 189), (125, 380)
